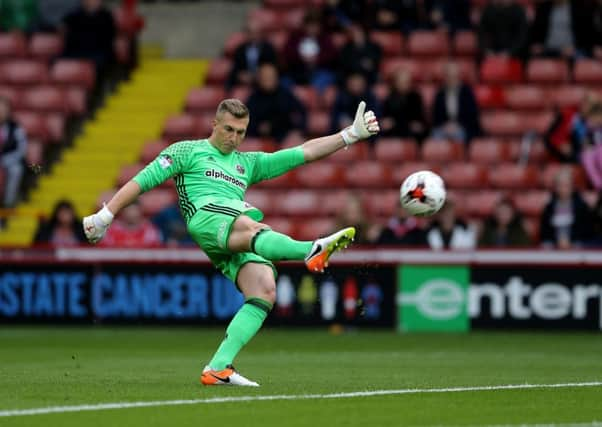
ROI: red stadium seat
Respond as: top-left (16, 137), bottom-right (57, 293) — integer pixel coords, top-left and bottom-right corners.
top-left (0, 32), bottom-right (27, 58)
top-left (140, 140), bottom-right (169, 163)
top-left (26, 140), bottom-right (43, 165)
top-left (196, 113), bottom-right (215, 137)
top-left (373, 82), bottom-right (389, 102)
top-left (254, 171), bottom-right (297, 189)
top-left (283, 9), bottom-right (305, 29)
top-left (474, 85), bottom-right (506, 109)
top-left (296, 162), bottom-right (344, 188)
top-left (162, 114), bottom-right (198, 141)
top-left (573, 59), bottom-right (602, 84)
top-left (392, 162), bottom-right (437, 186)
top-left (363, 190), bottom-right (400, 217)
top-left (430, 59), bottom-right (478, 83)
top-left (112, 6), bottom-right (144, 37)
top-left (205, 58), bottom-right (231, 85)
top-left (1, 60), bottom-right (48, 85)
top-left (421, 139), bottom-right (464, 162)
top-left (223, 32), bottom-right (246, 57)
top-left (22, 86), bottom-right (68, 114)
top-left (247, 8), bottom-right (280, 32)
top-left (65, 87), bottom-right (87, 115)
top-left (267, 31), bottom-right (287, 54)
top-left (279, 190), bottom-right (321, 216)
top-left (374, 138), bottom-right (418, 162)
top-left (407, 31), bottom-right (449, 56)
top-left (296, 217), bottom-right (336, 241)
top-left (370, 31), bottom-right (404, 56)
top-left (464, 190), bottom-right (502, 217)
top-left (13, 111), bottom-right (48, 142)
top-left (507, 138), bottom-right (549, 163)
top-left (316, 190), bottom-right (350, 216)
top-left (453, 31), bottom-right (477, 56)
top-left (245, 189), bottom-right (274, 214)
top-left (238, 138), bottom-right (276, 152)
top-left (344, 161), bottom-right (392, 188)
top-left (468, 138), bottom-right (510, 164)
top-left (418, 83), bottom-right (437, 112)
top-left (548, 86), bottom-right (586, 109)
top-left (229, 85), bottom-right (251, 103)
top-left (293, 86), bottom-right (320, 110)
top-left (481, 111), bottom-right (523, 137)
top-left (480, 57), bottom-right (523, 83)
top-left (308, 111), bottom-right (329, 136)
top-left (45, 113), bottom-right (65, 142)
top-left (380, 58), bottom-right (421, 81)
top-left (139, 189), bottom-right (177, 216)
top-left (489, 164), bottom-right (539, 189)
top-left (50, 60), bottom-right (95, 90)
top-left (186, 87), bottom-right (226, 113)
top-left (114, 35), bottom-right (131, 65)
top-left (117, 163), bottom-right (144, 186)
top-left (264, 217), bottom-right (296, 236)
top-left (526, 59), bottom-right (569, 84)
top-left (512, 191), bottom-right (550, 217)
top-left (0, 86), bottom-right (23, 109)
top-left (331, 32), bottom-right (347, 50)
top-left (541, 164), bottom-right (589, 190)
top-left (441, 163), bottom-right (488, 189)
top-left (329, 143), bottom-right (369, 162)
top-left (321, 85), bottom-right (337, 109)
top-left (505, 86), bottom-right (546, 110)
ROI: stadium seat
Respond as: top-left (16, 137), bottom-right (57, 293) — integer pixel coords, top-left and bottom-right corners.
top-left (374, 138), bottom-right (418, 162)
top-left (308, 111), bottom-right (330, 136)
top-left (282, 8), bottom-right (305, 29)
top-left (244, 189), bottom-right (274, 214)
top-left (548, 86), bottom-right (586, 109)
top-left (229, 85), bottom-right (251, 102)
top-left (223, 31), bottom-right (246, 57)
top-left (46, 113), bottom-right (66, 142)
top-left (112, 5), bottom-right (145, 37)
top-left (464, 190), bottom-right (503, 217)
top-left (247, 8), bottom-right (280, 32)
top-left (141, 140), bottom-right (169, 163)
top-left (50, 60), bottom-right (95, 90)
top-left (29, 33), bottom-right (63, 61)
top-left (363, 189), bottom-right (401, 217)
top-left (474, 85), bottom-right (506, 109)
top-left (315, 190), bottom-right (350, 216)
top-left (0, 32), bottom-right (27, 58)
top-left (430, 59), bottom-right (478, 83)
top-left (264, 216), bottom-right (296, 236)
top-left (114, 35), bottom-right (131, 65)
top-left (441, 163), bottom-right (488, 189)
top-left (26, 140), bottom-right (44, 166)
top-left (573, 59), bottom-right (602, 84)
top-left (344, 161), bottom-right (392, 188)
top-left (526, 59), bottom-right (569, 84)
top-left (65, 87), bottom-right (87, 115)
top-left (162, 114), bottom-right (198, 141)
top-left (22, 86), bottom-right (68, 114)
top-left (418, 83), bottom-right (437, 112)
top-left (205, 58), bottom-right (231, 85)
top-left (329, 142), bottom-right (369, 162)
top-left (196, 113), bottom-right (215, 137)
top-left (488, 164), bottom-right (539, 189)
top-left (507, 138), bottom-right (548, 163)
top-left (0, 86), bottom-right (23, 109)
top-left (267, 30), bottom-right (287, 54)
top-left (421, 139), bottom-right (464, 162)
top-left (13, 112), bottom-right (48, 142)
top-left (186, 87), bottom-right (226, 113)
top-left (373, 82), bottom-right (390, 102)
top-left (1, 60), bottom-right (48, 85)
top-left (238, 138), bottom-right (276, 152)
top-left (295, 162), bottom-right (344, 188)
top-left (279, 190), bottom-right (321, 216)
top-left (255, 171), bottom-right (297, 189)
top-left (331, 32), bottom-right (347, 50)
top-left (117, 163), bottom-right (144, 186)
top-left (505, 86), bottom-right (546, 110)
top-left (522, 217), bottom-right (539, 241)
top-left (453, 31), bottom-right (477, 56)
top-left (407, 31), bottom-right (449, 56)
top-left (139, 189), bottom-right (177, 216)
top-left (392, 162), bottom-right (436, 185)
top-left (370, 31), bottom-right (404, 56)
top-left (380, 58), bottom-right (421, 81)
top-left (481, 111), bottom-right (523, 137)
top-left (512, 191), bottom-right (550, 217)
top-left (468, 138), bottom-right (510, 164)
top-left (541, 163), bottom-right (589, 190)
top-left (296, 217), bottom-right (335, 241)
top-left (480, 57), bottom-right (523, 83)
top-left (293, 86), bottom-right (320, 111)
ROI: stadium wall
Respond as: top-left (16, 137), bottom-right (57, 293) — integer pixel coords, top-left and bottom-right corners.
top-left (0, 248), bottom-right (601, 331)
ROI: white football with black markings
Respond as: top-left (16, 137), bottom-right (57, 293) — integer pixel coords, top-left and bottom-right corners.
top-left (400, 170), bottom-right (446, 217)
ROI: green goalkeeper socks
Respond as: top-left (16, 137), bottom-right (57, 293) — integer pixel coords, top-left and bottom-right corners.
top-left (251, 229), bottom-right (313, 260)
top-left (209, 298), bottom-right (272, 370)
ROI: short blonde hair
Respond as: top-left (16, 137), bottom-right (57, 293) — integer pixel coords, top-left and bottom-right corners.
top-left (216, 98), bottom-right (249, 119)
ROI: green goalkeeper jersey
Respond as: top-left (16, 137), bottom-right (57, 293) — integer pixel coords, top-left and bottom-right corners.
top-left (133, 139), bottom-right (305, 223)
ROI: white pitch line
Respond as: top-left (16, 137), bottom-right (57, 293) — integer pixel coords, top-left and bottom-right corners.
top-left (1, 381), bottom-right (601, 418)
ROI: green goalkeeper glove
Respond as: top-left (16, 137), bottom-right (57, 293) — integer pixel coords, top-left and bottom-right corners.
top-left (340, 101), bottom-right (380, 145)
top-left (83, 204), bottom-right (114, 244)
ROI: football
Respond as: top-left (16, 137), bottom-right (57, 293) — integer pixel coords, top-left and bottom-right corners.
top-left (400, 170), bottom-right (446, 217)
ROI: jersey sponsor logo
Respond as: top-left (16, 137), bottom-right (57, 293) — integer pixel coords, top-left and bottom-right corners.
top-left (205, 169), bottom-right (247, 189)
top-left (158, 154), bottom-right (173, 169)
top-left (236, 164), bottom-right (245, 174)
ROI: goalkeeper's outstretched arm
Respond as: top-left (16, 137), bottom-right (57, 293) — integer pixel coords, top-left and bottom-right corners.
top-left (83, 180), bottom-right (141, 244)
top-left (302, 101), bottom-right (379, 163)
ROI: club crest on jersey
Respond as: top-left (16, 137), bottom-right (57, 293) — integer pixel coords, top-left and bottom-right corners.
top-left (158, 154), bottom-right (173, 169)
top-left (236, 164), bottom-right (245, 174)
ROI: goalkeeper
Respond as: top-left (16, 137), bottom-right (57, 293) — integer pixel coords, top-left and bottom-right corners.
top-left (83, 98), bottom-right (379, 386)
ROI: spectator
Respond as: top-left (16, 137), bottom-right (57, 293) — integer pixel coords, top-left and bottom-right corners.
top-left (282, 9), bottom-right (337, 91)
top-left (338, 23), bottom-right (382, 86)
top-left (431, 62), bottom-right (481, 144)
top-left (333, 193), bottom-right (379, 244)
top-left (478, 0), bottom-right (529, 60)
top-left (530, 0), bottom-right (596, 59)
top-left (322, 0), bottom-right (371, 29)
top-left (426, 0), bottom-right (472, 33)
top-left (0, 0), bottom-right (39, 33)
top-left (478, 197), bottom-right (531, 247)
top-left (152, 203), bottom-right (194, 247)
top-left (62, 0), bottom-right (116, 76)
top-left (0, 96), bottom-right (27, 208)
top-left (227, 20), bottom-right (277, 90)
top-left (330, 73), bottom-right (379, 135)
top-left (426, 200), bottom-right (476, 250)
top-left (539, 167), bottom-right (593, 249)
top-left (34, 200), bottom-right (86, 246)
top-left (100, 200), bottom-right (162, 247)
top-left (543, 92), bottom-right (598, 163)
top-left (36, 0), bottom-right (79, 31)
top-left (381, 68), bottom-right (428, 142)
top-left (246, 63), bottom-right (307, 142)
top-left (376, 203), bottom-right (428, 246)
top-left (372, 0), bottom-right (423, 34)
top-left (578, 102), bottom-right (602, 189)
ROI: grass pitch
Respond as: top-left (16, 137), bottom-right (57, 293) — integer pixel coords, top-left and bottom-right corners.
top-left (0, 327), bottom-right (601, 426)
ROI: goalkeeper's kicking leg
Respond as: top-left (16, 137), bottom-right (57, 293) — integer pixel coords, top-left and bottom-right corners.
top-left (200, 215), bottom-right (355, 387)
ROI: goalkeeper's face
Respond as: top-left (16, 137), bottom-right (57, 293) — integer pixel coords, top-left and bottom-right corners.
top-left (211, 112), bottom-right (249, 154)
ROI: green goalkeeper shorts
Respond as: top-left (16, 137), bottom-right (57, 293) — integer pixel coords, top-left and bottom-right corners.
top-left (187, 198), bottom-right (276, 285)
